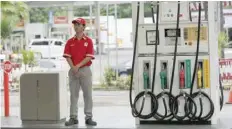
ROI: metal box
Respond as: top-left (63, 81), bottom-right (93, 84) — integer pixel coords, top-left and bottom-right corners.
top-left (20, 71), bottom-right (68, 123)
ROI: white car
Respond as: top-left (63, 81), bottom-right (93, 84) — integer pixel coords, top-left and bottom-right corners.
top-left (28, 38), bottom-right (65, 59)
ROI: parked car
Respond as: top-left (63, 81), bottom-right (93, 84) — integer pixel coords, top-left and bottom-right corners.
top-left (28, 38), bottom-right (65, 59)
top-left (111, 60), bottom-right (132, 79)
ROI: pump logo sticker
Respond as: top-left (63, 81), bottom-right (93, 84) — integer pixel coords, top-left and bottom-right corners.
top-left (84, 42), bottom-right (88, 47)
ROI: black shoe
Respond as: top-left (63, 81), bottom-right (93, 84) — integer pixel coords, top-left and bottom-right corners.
top-left (85, 118), bottom-right (97, 126)
top-left (65, 118), bottom-right (78, 126)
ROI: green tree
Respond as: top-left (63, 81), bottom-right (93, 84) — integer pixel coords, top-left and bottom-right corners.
top-left (1, 18), bottom-right (13, 41)
top-left (103, 67), bottom-right (115, 86)
top-left (1, 1), bottom-right (29, 21)
top-left (21, 50), bottom-right (36, 72)
top-left (218, 32), bottom-right (229, 58)
top-left (73, 6), bottom-right (90, 17)
top-left (21, 50), bottom-right (29, 71)
top-left (29, 7), bottom-right (68, 23)
top-left (99, 4), bottom-right (132, 18)
top-left (1, 1), bottom-right (29, 45)
top-left (28, 3), bottom-right (133, 23)
top-left (28, 50), bottom-right (36, 71)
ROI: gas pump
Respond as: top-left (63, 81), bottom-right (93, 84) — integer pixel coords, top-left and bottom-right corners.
top-left (130, 1), bottom-right (222, 125)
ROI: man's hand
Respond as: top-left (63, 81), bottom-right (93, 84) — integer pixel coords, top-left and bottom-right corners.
top-left (72, 65), bottom-right (80, 73)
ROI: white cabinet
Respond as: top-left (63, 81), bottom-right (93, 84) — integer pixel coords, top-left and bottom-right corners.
top-left (20, 71), bottom-right (68, 123)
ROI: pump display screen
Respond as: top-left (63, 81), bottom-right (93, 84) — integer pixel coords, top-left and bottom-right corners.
top-left (165, 29), bottom-right (181, 46)
top-left (146, 30), bottom-right (159, 45)
top-left (165, 29), bottom-right (181, 37)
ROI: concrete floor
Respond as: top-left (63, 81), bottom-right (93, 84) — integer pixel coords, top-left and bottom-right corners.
top-left (1, 91), bottom-right (232, 129)
top-left (1, 105), bottom-right (232, 129)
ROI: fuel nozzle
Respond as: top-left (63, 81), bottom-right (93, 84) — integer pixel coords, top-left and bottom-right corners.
top-left (143, 63), bottom-right (150, 89)
top-left (143, 71), bottom-right (149, 89)
top-left (179, 64), bottom-right (185, 89)
top-left (160, 63), bottom-right (168, 89)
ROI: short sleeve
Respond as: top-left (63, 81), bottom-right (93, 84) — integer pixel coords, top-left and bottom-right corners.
top-left (63, 40), bottom-right (71, 58)
top-left (86, 39), bottom-right (95, 59)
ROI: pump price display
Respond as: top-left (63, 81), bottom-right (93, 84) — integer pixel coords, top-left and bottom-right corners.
top-left (184, 27), bottom-right (207, 42)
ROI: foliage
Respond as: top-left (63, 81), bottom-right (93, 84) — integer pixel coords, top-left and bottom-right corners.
top-left (1, 18), bottom-right (13, 40)
top-left (99, 80), bottom-right (107, 88)
top-left (21, 50), bottom-right (28, 64)
top-left (21, 50), bottom-right (36, 71)
top-left (29, 3), bottom-right (133, 23)
top-left (99, 4), bottom-right (132, 18)
top-left (1, 1), bottom-right (29, 43)
top-left (218, 32), bottom-right (229, 58)
top-left (1, 1), bottom-right (29, 24)
top-left (21, 50), bottom-right (29, 71)
top-left (99, 67), bottom-right (131, 90)
top-left (115, 76), bottom-right (131, 90)
top-left (103, 67), bottom-right (115, 86)
top-left (1, 1), bottom-right (29, 19)
top-left (29, 6), bottom-right (68, 23)
top-left (28, 50), bottom-right (36, 66)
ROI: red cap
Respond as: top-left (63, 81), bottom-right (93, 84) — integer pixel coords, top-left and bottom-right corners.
top-left (72, 18), bottom-right (86, 25)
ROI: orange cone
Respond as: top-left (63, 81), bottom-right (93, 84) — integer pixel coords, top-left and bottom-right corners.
top-left (226, 86), bottom-right (232, 104)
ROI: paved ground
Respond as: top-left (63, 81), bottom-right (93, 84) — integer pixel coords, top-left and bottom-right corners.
top-left (0, 91), bottom-right (132, 107)
top-left (1, 105), bottom-right (232, 129)
top-left (1, 90), bottom-right (232, 129)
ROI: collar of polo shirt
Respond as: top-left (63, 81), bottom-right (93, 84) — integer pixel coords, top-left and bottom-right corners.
top-left (73, 33), bottom-right (87, 40)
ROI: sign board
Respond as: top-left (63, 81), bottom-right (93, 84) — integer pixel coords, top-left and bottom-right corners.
top-left (54, 16), bottom-right (68, 24)
top-left (190, 1), bottom-right (232, 11)
top-left (219, 59), bottom-right (232, 87)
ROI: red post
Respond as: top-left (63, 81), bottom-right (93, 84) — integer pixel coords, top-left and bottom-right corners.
top-left (3, 60), bottom-right (12, 117)
top-left (4, 71), bottom-right (9, 117)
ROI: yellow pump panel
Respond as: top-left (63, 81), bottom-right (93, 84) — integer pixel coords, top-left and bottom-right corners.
top-left (203, 59), bottom-right (210, 88)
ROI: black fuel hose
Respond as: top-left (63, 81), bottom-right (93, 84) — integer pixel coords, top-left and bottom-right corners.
top-left (189, 1), bottom-right (201, 98)
top-left (150, 1), bottom-right (159, 94)
top-left (155, 1), bottom-right (190, 121)
top-left (151, 3), bottom-right (155, 23)
top-left (154, 92), bottom-right (176, 120)
top-left (164, 1), bottom-right (185, 121)
top-left (170, 1), bottom-right (198, 121)
top-left (148, 1), bottom-right (163, 120)
top-left (188, 2), bottom-right (214, 121)
top-left (147, 2), bottom-right (174, 121)
top-left (171, 92), bottom-right (197, 121)
top-left (188, 91), bottom-right (214, 121)
top-left (132, 91), bottom-right (159, 119)
top-left (129, 2), bottom-right (158, 119)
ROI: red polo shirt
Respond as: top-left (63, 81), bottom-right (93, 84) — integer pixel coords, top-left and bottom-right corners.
top-left (63, 34), bottom-right (95, 67)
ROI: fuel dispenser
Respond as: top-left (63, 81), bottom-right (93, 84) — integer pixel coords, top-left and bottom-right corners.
top-left (129, 1), bottom-right (222, 125)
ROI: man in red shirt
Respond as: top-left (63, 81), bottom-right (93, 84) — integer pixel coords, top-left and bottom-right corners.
top-left (63, 18), bottom-right (97, 126)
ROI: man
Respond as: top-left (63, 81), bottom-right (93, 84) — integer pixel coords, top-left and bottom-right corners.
top-left (63, 18), bottom-right (97, 126)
